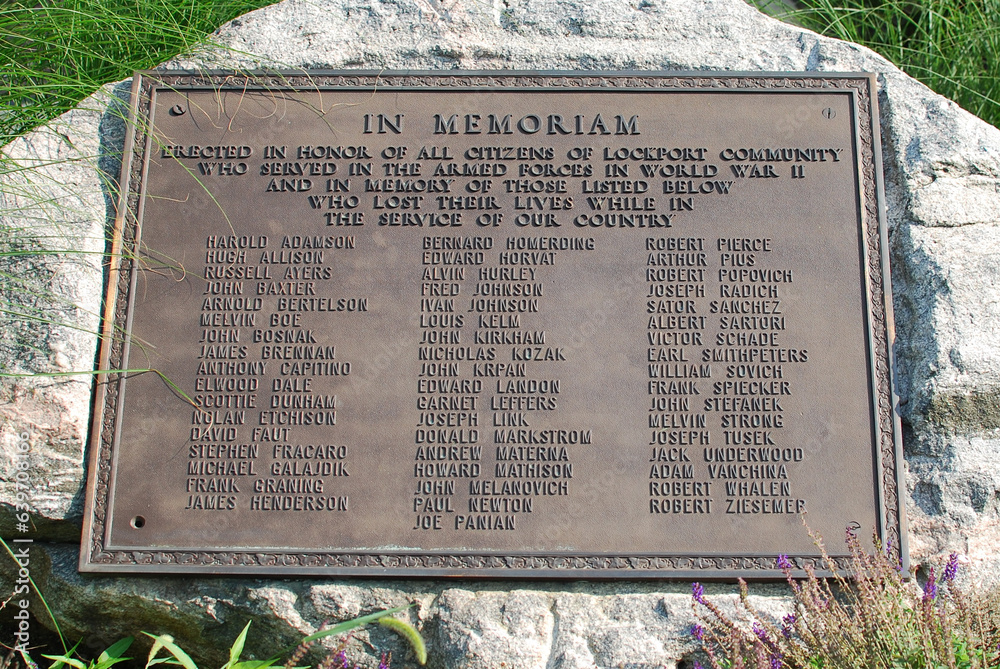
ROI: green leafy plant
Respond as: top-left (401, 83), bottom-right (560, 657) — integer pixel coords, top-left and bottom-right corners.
top-left (142, 609), bottom-right (425, 669)
top-left (690, 530), bottom-right (1000, 668)
top-left (145, 632), bottom-right (199, 669)
top-left (25, 610), bottom-right (422, 669)
top-left (4, 538), bottom-right (425, 669)
top-left (43, 638), bottom-right (133, 669)
top-left (753, 0), bottom-right (1000, 128)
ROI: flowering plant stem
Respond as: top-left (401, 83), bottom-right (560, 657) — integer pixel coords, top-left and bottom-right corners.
top-left (691, 530), bottom-right (1000, 668)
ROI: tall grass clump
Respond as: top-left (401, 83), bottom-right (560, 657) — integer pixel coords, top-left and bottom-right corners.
top-left (0, 0), bottom-right (278, 146)
top-left (3, 534), bottom-right (428, 669)
top-left (690, 530), bottom-right (1000, 668)
top-left (756, 0), bottom-right (1000, 128)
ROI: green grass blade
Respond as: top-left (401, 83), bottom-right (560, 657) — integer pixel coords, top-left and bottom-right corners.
top-left (297, 606), bottom-right (410, 646)
top-left (228, 661), bottom-right (280, 669)
top-left (41, 655), bottom-right (85, 669)
top-left (142, 633), bottom-right (198, 669)
top-left (226, 622), bottom-right (252, 669)
top-left (96, 637), bottom-right (134, 669)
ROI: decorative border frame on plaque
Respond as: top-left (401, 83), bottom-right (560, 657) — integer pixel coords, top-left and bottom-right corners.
top-left (81, 71), bottom-right (906, 578)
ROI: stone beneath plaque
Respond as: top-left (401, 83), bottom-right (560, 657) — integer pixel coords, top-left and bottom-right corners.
top-left (80, 71), bottom-right (905, 577)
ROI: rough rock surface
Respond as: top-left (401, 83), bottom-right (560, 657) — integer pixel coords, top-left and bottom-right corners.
top-left (3, 0), bottom-right (1000, 666)
top-left (0, 96), bottom-right (119, 541)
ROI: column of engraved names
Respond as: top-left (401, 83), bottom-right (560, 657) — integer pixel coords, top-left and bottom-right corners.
top-left (413, 235), bottom-right (484, 531)
top-left (588, 143), bottom-right (728, 518)
top-left (473, 235), bottom-right (595, 533)
top-left (705, 239), bottom-right (807, 515)
top-left (188, 234), bottom-right (266, 511)
top-left (252, 230), bottom-right (356, 514)
top-left (190, 230), bottom-right (359, 514)
top-left (646, 236), bottom-right (712, 515)
top-left (185, 235), bottom-right (268, 512)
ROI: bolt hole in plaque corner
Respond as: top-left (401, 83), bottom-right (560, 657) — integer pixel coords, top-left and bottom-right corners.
top-left (81, 71), bottom-right (904, 577)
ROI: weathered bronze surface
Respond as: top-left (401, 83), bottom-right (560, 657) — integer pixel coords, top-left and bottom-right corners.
top-left (81, 71), bottom-right (906, 577)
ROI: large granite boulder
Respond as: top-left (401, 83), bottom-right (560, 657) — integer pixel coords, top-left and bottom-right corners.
top-left (3, 0), bottom-right (1000, 666)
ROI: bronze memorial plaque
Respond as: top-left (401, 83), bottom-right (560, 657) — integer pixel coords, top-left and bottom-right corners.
top-left (81, 71), bottom-right (906, 577)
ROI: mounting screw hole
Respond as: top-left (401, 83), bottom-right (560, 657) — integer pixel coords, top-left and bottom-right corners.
top-left (131, 516), bottom-right (146, 529)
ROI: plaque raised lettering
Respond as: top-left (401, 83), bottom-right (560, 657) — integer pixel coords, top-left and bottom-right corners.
top-left (81, 71), bottom-right (906, 577)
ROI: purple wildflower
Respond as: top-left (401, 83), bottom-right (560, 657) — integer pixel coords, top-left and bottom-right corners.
top-left (923, 567), bottom-right (938, 602)
top-left (777, 554), bottom-right (793, 570)
top-left (754, 621), bottom-right (782, 654)
top-left (770, 654), bottom-right (782, 669)
top-left (378, 652), bottom-right (391, 669)
top-left (692, 581), bottom-right (706, 604)
top-left (781, 613), bottom-right (796, 639)
top-left (691, 624), bottom-right (705, 641)
top-left (944, 553), bottom-right (959, 582)
top-left (694, 663), bottom-right (705, 669)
